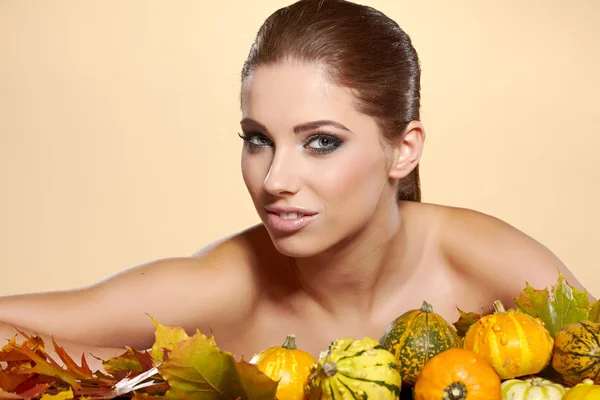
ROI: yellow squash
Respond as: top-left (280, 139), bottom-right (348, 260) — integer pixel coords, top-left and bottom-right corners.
top-left (562, 379), bottom-right (600, 399)
top-left (250, 334), bottom-right (316, 400)
top-left (463, 300), bottom-right (553, 379)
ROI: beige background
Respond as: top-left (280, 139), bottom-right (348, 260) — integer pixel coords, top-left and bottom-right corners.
top-left (0, 1), bottom-right (598, 298)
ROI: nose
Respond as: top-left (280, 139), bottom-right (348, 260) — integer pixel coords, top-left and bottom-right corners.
top-left (263, 150), bottom-right (300, 196)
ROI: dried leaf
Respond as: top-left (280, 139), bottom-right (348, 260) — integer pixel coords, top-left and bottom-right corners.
top-left (40, 388), bottom-right (73, 399)
top-left (590, 300), bottom-right (600, 323)
top-left (0, 370), bottom-right (30, 392)
top-left (514, 273), bottom-right (590, 337)
top-left (235, 360), bottom-right (280, 399)
top-left (158, 329), bottom-right (277, 400)
top-left (15, 384), bottom-right (50, 399)
top-left (148, 315), bottom-right (189, 363)
top-left (51, 338), bottom-right (93, 380)
top-left (453, 308), bottom-right (483, 337)
top-left (0, 332), bottom-right (79, 392)
top-left (102, 347), bottom-right (154, 380)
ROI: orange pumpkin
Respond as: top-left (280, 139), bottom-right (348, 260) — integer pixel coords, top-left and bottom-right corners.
top-left (463, 300), bottom-right (553, 379)
top-left (413, 348), bottom-right (501, 400)
top-left (249, 334), bottom-right (316, 400)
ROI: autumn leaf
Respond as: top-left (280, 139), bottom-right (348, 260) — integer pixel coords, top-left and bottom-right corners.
top-left (590, 300), bottom-right (600, 323)
top-left (514, 273), bottom-right (590, 337)
top-left (102, 347), bottom-right (155, 381)
top-left (148, 315), bottom-right (190, 363)
top-left (1, 333), bottom-right (80, 391)
top-left (158, 330), bottom-right (277, 400)
top-left (235, 360), bottom-right (280, 399)
top-left (51, 338), bottom-right (94, 381)
top-left (40, 388), bottom-right (73, 399)
top-left (14, 384), bottom-right (50, 399)
top-left (0, 370), bottom-right (30, 392)
top-left (453, 308), bottom-right (484, 337)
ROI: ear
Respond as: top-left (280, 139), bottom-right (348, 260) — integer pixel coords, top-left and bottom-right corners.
top-left (388, 121), bottom-right (426, 180)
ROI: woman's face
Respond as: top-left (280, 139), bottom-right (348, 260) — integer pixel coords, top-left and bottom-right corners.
top-left (240, 62), bottom-right (397, 257)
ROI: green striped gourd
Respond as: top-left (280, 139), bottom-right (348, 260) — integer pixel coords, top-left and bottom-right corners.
top-left (305, 337), bottom-right (402, 399)
top-left (379, 300), bottom-right (462, 385)
top-left (551, 320), bottom-right (600, 385)
top-left (501, 377), bottom-right (565, 399)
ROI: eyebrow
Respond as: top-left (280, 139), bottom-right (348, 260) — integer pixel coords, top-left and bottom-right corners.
top-left (240, 118), bottom-right (353, 135)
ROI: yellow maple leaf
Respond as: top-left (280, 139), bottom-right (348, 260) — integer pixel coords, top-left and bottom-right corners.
top-left (148, 315), bottom-right (190, 363)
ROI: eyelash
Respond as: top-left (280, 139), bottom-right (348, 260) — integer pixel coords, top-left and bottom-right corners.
top-left (237, 132), bottom-right (343, 154)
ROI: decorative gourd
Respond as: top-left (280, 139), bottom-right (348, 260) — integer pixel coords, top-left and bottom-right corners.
top-left (562, 379), bottom-right (600, 399)
top-left (249, 334), bottom-right (316, 400)
top-left (305, 337), bottom-right (402, 400)
top-left (501, 377), bottom-right (566, 399)
top-left (463, 300), bottom-right (553, 379)
top-left (413, 348), bottom-right (501, 400)
top-left (379, 300), bottom-right (462, 385)
top-left (551, 320), bottom-right (600, 386)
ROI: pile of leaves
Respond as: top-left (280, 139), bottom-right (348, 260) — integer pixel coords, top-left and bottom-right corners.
top-left (0, 274), bottom-right (598, 399)
top-left (0, 317), bottom-right (278, 399)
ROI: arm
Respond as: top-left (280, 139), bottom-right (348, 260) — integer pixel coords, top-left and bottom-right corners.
top-left (0, 240), bottom-right (256, 370)
top-left (440, 207), bottom-right (596, 308)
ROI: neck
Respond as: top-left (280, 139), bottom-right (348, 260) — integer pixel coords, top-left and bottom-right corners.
top-left (291, 202), bottom-right (411, 318)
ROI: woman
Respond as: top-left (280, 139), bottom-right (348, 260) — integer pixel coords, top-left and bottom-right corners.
top-left (0, 0), bottom-right (591, 371)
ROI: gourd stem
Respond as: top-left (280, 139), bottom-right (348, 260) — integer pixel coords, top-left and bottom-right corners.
top-left (282, 334), bottom-right (297, 350)
top-left (444, 382), bottom-right (467, 400)
top-left (420, 301), bottom-right (434, 313)
top-left (493, 300), bottom-right (506, 314)
top-left (321, 361), bottom-right (338, 377)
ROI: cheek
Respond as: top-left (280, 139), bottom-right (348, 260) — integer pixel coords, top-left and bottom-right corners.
top-left (311, 151), bottom-right (387, 203)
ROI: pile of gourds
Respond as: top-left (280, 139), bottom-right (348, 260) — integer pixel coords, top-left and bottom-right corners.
top-left (249, 300), bottom-right (600, 399)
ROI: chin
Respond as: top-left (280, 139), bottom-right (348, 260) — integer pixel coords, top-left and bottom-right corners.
top-left (266, 230), bottom-right (330, 258)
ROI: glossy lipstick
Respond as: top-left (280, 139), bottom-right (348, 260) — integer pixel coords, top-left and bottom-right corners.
top-left (264, 205), bottom-right (318, 233)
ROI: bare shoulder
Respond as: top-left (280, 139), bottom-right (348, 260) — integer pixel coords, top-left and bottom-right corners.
top-left (432, 204), bottom-right (593, 305)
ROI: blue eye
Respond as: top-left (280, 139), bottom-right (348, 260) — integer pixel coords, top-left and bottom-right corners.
top-left (304, 134), bottom-right (342, 154)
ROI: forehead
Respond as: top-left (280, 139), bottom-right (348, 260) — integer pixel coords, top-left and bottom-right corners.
top-left (241, 62), bottom-right (371, 132)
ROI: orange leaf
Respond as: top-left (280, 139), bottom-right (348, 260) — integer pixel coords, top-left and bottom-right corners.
top-left (0, 370), bottom-right (30, 393)
top-left (16, 384), bottom-right (50, 399)
top-left (50, 338), bottom-right (93, 381)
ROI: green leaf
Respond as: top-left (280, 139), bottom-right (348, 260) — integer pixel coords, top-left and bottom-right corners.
top-left (514, 273), bottom-right (590, 337)
top-left (158, 330), bottom-right (277, 400)
top-left (453, 308), bottom-right (483, 337)
top-left (590, 300), bottom-right (600, 323)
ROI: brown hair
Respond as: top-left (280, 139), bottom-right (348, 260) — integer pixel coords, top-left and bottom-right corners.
top-left (241, 0), bottom-right (422, 202)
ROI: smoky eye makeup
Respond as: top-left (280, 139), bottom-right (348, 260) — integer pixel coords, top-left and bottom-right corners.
top-left (237, 130), bottom-right (344, 155)
top-left (303, 132), bottom-right (343, 154)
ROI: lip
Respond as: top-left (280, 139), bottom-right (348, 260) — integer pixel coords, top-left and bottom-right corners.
top-left (264, 204), bottom-right (318, 233)
top-left (264, 205), bottom-right (318, 215)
